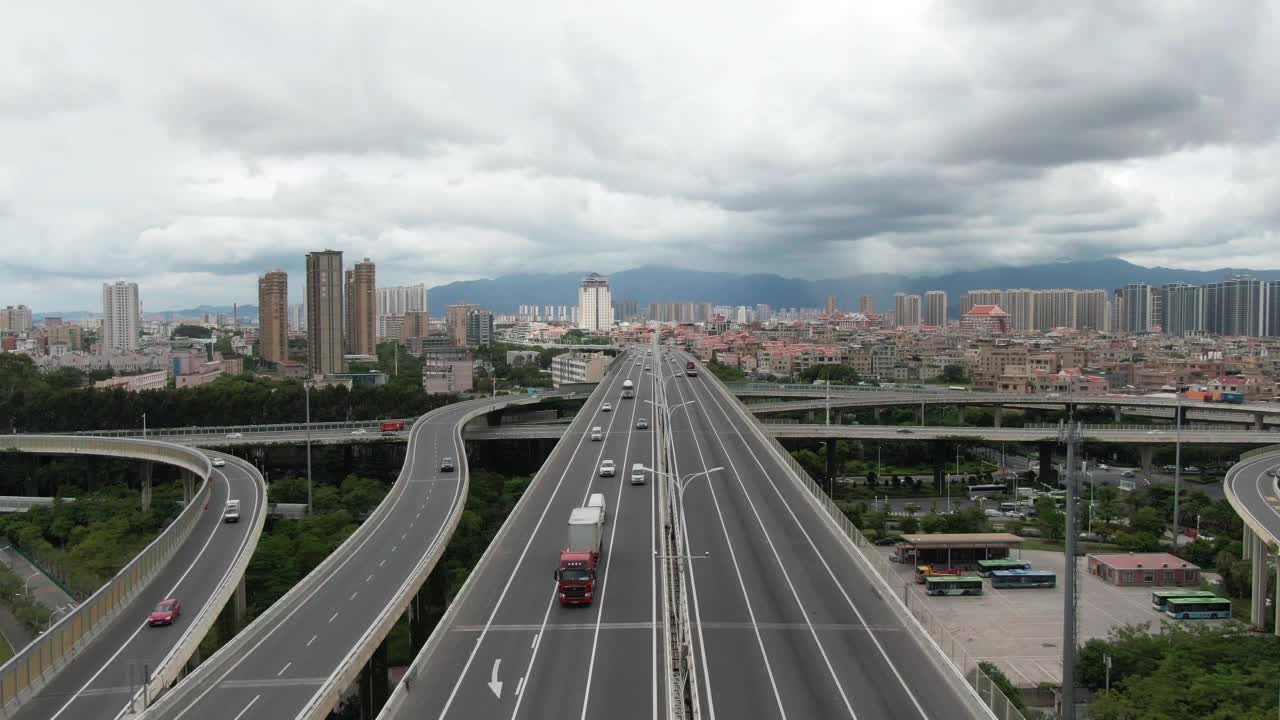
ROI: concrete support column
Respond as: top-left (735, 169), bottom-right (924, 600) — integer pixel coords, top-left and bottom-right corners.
top-left (486, 408), bottom-right (505, 427)
top-left (1138, 447), bottom-right (1154, 485)
top-left (1255, 413), bottom-right (1265, 432)
top-left (1038, 443), bottom-right (1057, 486)
top-left (993, 407), bottom-right (1003, 428)
top-left (139, 461), bottom-right (154, 512)
top-left (234, 576), bottom-right (247, 626)
top-left (1113, 406), bottom-right (1123, 423)
top-left (1274, 553), bottom-right (1280, 636)
top-left (1252, 534), bottom-right (1268, 630)
top-left (873, 407), bottom-right (882, 424)
top-left (357, 639), bottom-right (390, 719)
top-left (1244, 527), bottom-right (1253, 560)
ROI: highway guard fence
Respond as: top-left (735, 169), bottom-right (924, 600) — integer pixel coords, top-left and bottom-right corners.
top-left (0, 436), bottom-right (211, 718)
top-left (73, 418), bottom-right (419, 439)
top-left (706, 371), bottom-right (1018, 720)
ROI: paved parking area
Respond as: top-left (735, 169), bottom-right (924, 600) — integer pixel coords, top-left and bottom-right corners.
top-left (879, 548), bottom-right (1222, 687)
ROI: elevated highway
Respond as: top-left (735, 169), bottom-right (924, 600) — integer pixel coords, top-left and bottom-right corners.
top-left (0, 438), bottom-right (265, 720)
top-left (139, 392), bottom-right (569, 720)
top-left (1222, 445), bottom-right (1280, 631)
top-left (378, 350), bottom-right (666, 719)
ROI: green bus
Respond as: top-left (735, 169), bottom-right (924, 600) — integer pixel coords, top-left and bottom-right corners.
top-left (1163, 596), bottom-right (1231, 620)
top-left (990, 569), bottom-right (1056, 589)
top-left (976, 559), bottom-right (1032, 577)
top-left (1150, 590), bottom-right (1218, 611)
top-left (925, 576), bottom-right (984, 596)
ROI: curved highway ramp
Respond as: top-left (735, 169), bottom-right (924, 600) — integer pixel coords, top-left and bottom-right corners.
top-left (0, 438), bottom-right (265, 720)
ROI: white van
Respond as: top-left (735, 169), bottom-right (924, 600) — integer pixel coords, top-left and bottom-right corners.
top-left (631, 463), bottom-right (646, 485)
top-left (591, 426), bottom-right (603, 441)
top-left (587, 493), bottom-right (607, 524)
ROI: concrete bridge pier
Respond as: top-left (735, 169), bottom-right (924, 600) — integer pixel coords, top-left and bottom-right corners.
top-left (873, 407), bottom-right (882, 424)
top-left (356, 639), bottom-right (390, 719)
top-left (1037, 443), bottom-right (1057, 486)
top-left (181, 470), bottom-right (195, 504)
top-left (1138, 447), bottom-right (1154, 484)
top-left (234, 575), bottom-right (247, 626)
top-left (1256, 413), bottom-right (1266, 432)
top-left (1113, 406), bottom-right (1123, 423)
top-left (1250, 531), bottom-right (1267, 630)
top-left (1244, 525), bottom-right (1252, 559)
top-left (139, 461), bottom-right (154, 511)
top-left (993, 407), bottom-right (1003, 428)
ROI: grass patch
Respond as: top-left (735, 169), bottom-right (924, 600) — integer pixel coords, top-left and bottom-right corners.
top-left (1020, 538), bottom-right (1126, 555)
top-left (0, 635), bottom-right (11, 664)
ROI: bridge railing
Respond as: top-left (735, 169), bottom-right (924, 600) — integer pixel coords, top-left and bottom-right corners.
top-left (708, 369), bottom-right (1017, 719)
top-left (1024, 422), bottom-right (1267, 433)
top-left (0, 436), bottom-right (211, 716)
top-left (72, 418), bottom-right (419, 438)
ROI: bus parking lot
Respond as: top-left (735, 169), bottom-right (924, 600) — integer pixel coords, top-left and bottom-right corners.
top-left (877, 548), bottom-right (1227, 687)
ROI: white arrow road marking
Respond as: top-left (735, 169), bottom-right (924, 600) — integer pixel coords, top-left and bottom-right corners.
top-left (488, 658), bottom-right (504, 698)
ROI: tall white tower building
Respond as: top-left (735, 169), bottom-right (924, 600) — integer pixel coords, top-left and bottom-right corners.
top-left (101, 281), bottom-right (140, 354)
top-left (578, 273), bottom-right (613, 333)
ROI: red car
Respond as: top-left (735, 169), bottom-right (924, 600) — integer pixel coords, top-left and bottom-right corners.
top-left (148, 598), bottom-right (181, 627)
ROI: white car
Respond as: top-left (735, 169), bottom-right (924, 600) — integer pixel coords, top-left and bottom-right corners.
top-left (1097, 464), bottom-right (1109, 471)
top-left (350, 429), bottom-right (368, 435)
top-left (601, 403), bottom-right (613, 413)
top-left (225, 433), bottom-right (243, 439)
top-left (591, 426), bottom-right (603, 441)
top-left (599, 460), bottom-right (616, 477)
top-left (211, 458), bottom-right (226, 468)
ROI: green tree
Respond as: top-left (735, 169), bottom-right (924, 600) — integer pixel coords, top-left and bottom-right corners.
top-left (940, 365), bottom-right (969, 384)
top-left (1131, 507), bottom-right (1165, 536)
top-left (171, 324), bottom-right (212, 339)
top-left (1034, 495), bottom-right (1065, 541)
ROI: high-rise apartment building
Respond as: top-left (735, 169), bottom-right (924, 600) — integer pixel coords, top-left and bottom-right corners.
top-left (345, 258), bottom-right (376, 355)
top-left (1123, 282), bottom-right (1153, 334)
top-left (923, 291), bottom-right (947, 327)
top-left (894, 293), bottom-right (922, 328)
top-left (824, 295), bottom-right (837, 315)
top-left (1163, 282), bottom-right (1205, 337)
top-left (465, 308), bottom-right (495, 347)
top-left (257, 270), bottom-right (288, 364)
top-left (403, 310), bottom-right (431, 340)
top-left (101, 281), bottom-right (140, 354)
top-left (288, 303), bottom-right (306, 332)
top-left (376, 284), bottom-right (426, 318)
top-left (578, 273), bottom-right (613, 332)
top-left (1205, 277), bottom-right (1267, 337)
top-left (1073, 290), bottom-right (1108, 331)
top-left (1033, 289), bottom-right (1076, 330)
top-left (1000, 289), bottom-right (1036, 333)
top-left (960, 290), bottom-right (1002, 317)
top-left (1268, 281), bottom-right (1280, 337)
top-left (0, 305), bottom-right (32, 334)
top-left (306, 250), bottom-right (345, 375)
top-left (859, 294), bottom-right (874, 315)
top-left (756, 304), bottom-right (773, 322)
top-left (612, 298), bottom-right (639, 322)
top-left (446, 304), bottom-right (479, 346)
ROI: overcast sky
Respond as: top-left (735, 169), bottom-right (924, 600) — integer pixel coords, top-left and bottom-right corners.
top-left (3, 1), bottom-right (1279, 312)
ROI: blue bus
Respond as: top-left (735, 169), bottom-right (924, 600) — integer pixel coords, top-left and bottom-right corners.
top-left (1150, 590), bottom-right (1217, 611)
top-left (990, 569), bottom-right (1057, 589)
top-left (976, 559), bottom-right (1032, 577)
top-left (1164, 596), bottom-right (1231, 620)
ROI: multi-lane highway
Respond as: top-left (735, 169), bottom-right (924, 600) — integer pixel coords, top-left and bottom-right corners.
top-left (10, 450), bottom-right (264, 720)
top-left (140, 394), bottom-right (555, 720)
top-left (1225, 450), bottom-right (1280, 544)
top-left (664, 352), bottom-right (986, 720)
top-left (385, 350), bottom-right (665, 719)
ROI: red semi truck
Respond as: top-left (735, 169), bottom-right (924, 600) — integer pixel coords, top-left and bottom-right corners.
top-left (380, 420), bottom-right (405, 433)
top-left (557, 506), bottom-right (603, 605)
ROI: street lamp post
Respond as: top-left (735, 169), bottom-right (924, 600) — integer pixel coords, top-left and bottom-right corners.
top-left (142, 413), bottom-right (147, 439)
top-left (1172, 393), bottom-right (1183, 542)
top-left (24, 572), bottom-right (39, 597)
top-left (304, 382), bottom-right (313, 516)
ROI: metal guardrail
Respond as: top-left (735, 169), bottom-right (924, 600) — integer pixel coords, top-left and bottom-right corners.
top-left (707, 368), bottom-right (1010, 719)
top-left (0, 436), bottom-right (211, 717)
top-left (1024, 422), bottom-right (1267, 433)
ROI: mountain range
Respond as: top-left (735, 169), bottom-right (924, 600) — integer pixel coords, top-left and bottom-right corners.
top-left (425, 258), bottom-right (1280, 315)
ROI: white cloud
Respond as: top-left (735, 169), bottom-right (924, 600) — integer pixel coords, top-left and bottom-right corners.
top-left (0, 0), bottom-right (1278, 311)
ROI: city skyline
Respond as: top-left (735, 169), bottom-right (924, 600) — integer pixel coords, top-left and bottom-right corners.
top-left (5, 4), bottom-right (1280, 312)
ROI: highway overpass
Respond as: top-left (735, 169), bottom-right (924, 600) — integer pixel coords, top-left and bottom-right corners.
top-left (0, 438), bottom-right (265, 720)
top-left (1222, 445), bottom-right (1280, 632)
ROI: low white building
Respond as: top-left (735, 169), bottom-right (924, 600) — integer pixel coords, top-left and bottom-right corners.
top-left (550, 352), bottom-right (611, 387)
top-left (424, 361), bottom-right (474, 394)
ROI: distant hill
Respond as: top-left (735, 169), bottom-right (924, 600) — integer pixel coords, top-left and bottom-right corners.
top-left (427, 259), bottom-right (1280, 316)
top-left (145, 305), bottom-right (259, 320)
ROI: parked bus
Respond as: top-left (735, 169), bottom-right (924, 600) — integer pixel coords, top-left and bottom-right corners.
top-left (990, 569), bottom-right (1057, 589)
top-left (976, 558), bottom-right (1033, 577)
top-left (1151, 590), bottom-right (1219, 611)
top-left (967, 484), bottom-right (1007, 499)
top-left (1164, 596), bottom-right (1231, 620)
top-left (925, 576), bottom-right (985, 596)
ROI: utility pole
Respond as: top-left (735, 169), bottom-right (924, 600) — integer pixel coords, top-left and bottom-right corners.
top-left (1059, 420), bottom-right (1082, 718)
top-left (305, 382), bottom-right (313, 516)
top-left (1172, 393), bottom-right (1183, 543)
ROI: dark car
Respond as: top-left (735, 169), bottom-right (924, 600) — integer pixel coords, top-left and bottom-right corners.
top-left (873, 536), bottom-right (903, 546)
top-left (440, 457), bottom-right (456, 472)
top-left (149, 598), bottom-right (181, 627)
